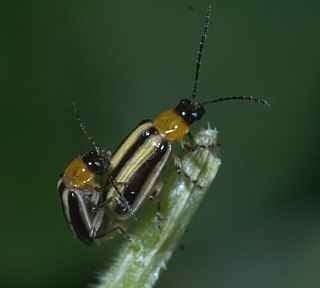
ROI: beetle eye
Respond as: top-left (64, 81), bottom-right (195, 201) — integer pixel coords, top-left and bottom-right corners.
top-left (174, 100), bottom-right (206, 125)
top-left (82, 150), bottom-right (105, 174)
top-left (179, 99), bottom-right (191, 106)
top-left (193, 104), bottom-right (206, 121)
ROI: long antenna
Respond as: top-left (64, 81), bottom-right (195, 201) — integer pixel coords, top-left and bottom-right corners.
top-left (72, 102), bottom-right (136, 218)
top-left (192, 6), bottom-right (212, 99)
top-left (201, 95), bottom-right (270, 106)
top-left (72, 102), bottom-right (105, 156)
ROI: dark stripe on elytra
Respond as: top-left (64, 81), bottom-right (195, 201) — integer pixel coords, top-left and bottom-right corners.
top-left (111, 121), bottom-right (158, 178)
top-left (58, 180), bottom-right (65, 197)
top-left (68, 192), bottom-right (93, 245)
top-left (115, 139), bottom-right (169, 215)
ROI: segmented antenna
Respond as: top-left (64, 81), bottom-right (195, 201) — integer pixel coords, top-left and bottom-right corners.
top-left (201, 95), bottom-right (270, 106)
top-left (72, 102), bottom-right (105, 156)
top-left (72, 102), bottom-right (136, 218)
top-left (190, 7), bottom-right (270, 107)
top-left (192, 6), bottom-right (212, 99)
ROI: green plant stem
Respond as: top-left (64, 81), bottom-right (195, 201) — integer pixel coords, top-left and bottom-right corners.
top-left (96, 126), bottom-right (221, 288)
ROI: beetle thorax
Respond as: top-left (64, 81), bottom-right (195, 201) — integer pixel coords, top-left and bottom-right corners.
top-left (153, 109), bottom-right (189, 142)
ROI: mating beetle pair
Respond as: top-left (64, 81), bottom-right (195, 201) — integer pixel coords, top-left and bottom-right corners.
top-left (57, 6), bottom-right (269, 245)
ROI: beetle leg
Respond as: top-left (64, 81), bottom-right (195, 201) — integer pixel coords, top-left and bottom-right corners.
top-left (172, 153), bottom-right (203, 187)
top-left (180, 131), bottom-right (218, 151)
top-left (105, 224), bottom-right (132, 246)
top-left (172, 153), bottom-right (182, 174)
top-left (91, 223), bottom-right (132, 246)
top-left (149, 180), bottom-right (163, 228)
top-left (180, 139), bottom-right (197, 151)
top-left (103, 170), bottom-right (136, 219)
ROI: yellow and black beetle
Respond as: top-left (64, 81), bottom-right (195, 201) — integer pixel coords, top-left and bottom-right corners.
top-left (58, 6), bottom-right (269, 245)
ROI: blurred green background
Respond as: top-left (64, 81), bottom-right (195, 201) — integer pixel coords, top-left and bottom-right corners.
top-left (1, 1), bottom-right (320, 287)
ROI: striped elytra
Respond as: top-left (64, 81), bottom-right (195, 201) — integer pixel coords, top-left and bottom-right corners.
top-left (105, 120), bottom-right (172, 220)
top-left (57, 150), bottom-right (111, 245)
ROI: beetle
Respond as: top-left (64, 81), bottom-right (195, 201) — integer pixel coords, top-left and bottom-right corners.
top-left (58, 6), bottom-right (269, 245)
top-left (58, 103), bottom-right (135, 245)
top-left (102, 6), bottom-right (268, 221)
top-left (57, 149), bottom-right (107, 245)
